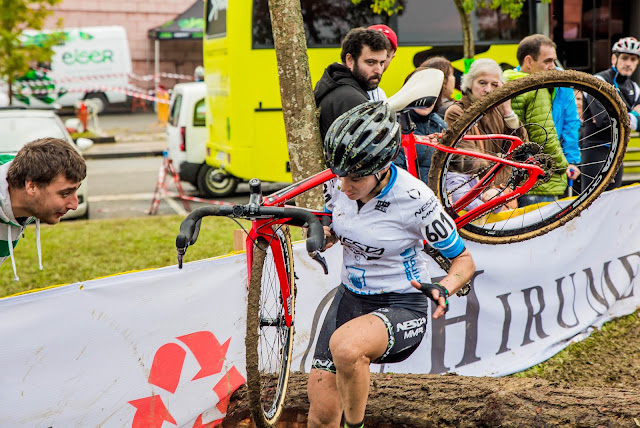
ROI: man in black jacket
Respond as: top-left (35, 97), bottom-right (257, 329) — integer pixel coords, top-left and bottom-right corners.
top-left (314, 27), bottom-right (390, 140)
top-left (581, 36), bottom-right (640, 191)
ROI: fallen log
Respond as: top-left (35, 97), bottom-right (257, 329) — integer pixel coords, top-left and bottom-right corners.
top-left (223, 372), bottom-right (640, 427)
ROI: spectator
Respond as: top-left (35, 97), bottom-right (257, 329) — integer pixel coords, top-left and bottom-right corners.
top-left (580, 36), bottom-right (640, 192)
top-left (314, 27), bottom-right (390, 140)
top-left (445, 58), bottom-right (522, 209)
top-left (0, 138), bottom-right (87, 280)
top-left (509, 59), bottom-right (582, 193)
top-left (367, 24), bottom-right (398, 101)
top-left (421, 56), bottom-right (456, 118)
top-left (553, 64), bottom-right (582, 186)
top-left (393, 66), bottom-right (448, 184)
top-left (503, 34), bottom-right (570, 207)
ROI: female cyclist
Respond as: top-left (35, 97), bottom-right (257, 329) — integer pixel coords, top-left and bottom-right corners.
top-left (307, 101), bottom-right (476, 428)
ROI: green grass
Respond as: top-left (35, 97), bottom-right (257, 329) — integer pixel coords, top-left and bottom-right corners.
top-left (513, 310), bottom-right (640, 387)
top-left (0, 215), bottom-right (253, 297)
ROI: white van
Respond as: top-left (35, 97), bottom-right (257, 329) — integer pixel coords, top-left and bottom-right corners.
top-left (167, 82), bottom-right (238, 197)
top-left (14, 26), bottom-right (132, 113)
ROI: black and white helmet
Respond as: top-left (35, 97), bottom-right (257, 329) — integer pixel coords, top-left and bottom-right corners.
top-left (612, 37), bottom-right (640, 56)
top-left (324, 101), bottom-right (401, 178)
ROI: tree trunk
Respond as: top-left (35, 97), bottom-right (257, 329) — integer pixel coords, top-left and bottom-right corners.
top-left (267, 0), bottom-right (325, 210)
top-left (222, 373), bottom-right (640, 427)
top-left (453, 0), bottom-right (475, 72)
top-left (7, 77), bottom-right (13, 105)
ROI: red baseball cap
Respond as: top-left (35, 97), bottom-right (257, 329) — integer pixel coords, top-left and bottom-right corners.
top-left (368, 24), bottom-right (398, 51)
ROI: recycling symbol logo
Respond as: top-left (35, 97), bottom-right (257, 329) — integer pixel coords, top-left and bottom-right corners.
top-left (128, 331), bottom-right (245, 427)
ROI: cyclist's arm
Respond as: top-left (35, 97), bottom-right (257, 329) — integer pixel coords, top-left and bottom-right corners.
top-left (420, 206), bottom-right (476, 298)
top-left (411, 249), bottom-right (475, 319)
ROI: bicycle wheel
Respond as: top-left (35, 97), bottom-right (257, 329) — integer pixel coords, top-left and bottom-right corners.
top-left (429, 69), bottom-right (629, 244)
top-left (246, 226), bottom-right (295, 427)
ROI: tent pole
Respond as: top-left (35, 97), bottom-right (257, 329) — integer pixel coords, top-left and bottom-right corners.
top-left (154, 39), bottom-right (160, 92)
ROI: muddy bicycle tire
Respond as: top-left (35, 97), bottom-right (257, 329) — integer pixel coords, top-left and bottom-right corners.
top-left (246, 227), bottom-right (295, 427)
top-left (428, 69), bottom-right (629, 244)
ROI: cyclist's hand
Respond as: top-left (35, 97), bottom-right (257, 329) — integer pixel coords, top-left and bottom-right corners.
top-left (566, 165), bottom-right (580, 180)
top-left (322, 225), bottom-right (338, 250)
top-left (411, 279), bottom-right (449, 319)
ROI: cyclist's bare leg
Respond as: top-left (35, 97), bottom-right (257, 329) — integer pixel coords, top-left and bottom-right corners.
top-left (330, 314), bottom-right (388, 426)
top-left (308, 369), bottom-right (341, 427)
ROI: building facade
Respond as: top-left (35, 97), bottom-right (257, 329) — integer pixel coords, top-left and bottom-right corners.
top-left (46, 0), bottom-right (203, 90)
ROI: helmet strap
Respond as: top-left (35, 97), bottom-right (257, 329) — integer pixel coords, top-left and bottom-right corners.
top-left (372, 168), bottom-right (389, 195)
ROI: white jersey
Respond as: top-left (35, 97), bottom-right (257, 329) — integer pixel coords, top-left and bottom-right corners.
top-left (324, 164), bottom-right (465, 295)
top-left (367, 86), bottom-right (387, 101)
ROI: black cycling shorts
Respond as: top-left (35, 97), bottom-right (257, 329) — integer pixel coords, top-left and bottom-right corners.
top-left (312, 284), bottom-right (429, 373)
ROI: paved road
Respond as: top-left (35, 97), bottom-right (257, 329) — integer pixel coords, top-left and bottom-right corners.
top-left (85, 157), bottom-right (288, 220)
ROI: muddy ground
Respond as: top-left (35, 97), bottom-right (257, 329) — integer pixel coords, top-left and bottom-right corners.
top-left (225, 310), bottom-right (640, 427)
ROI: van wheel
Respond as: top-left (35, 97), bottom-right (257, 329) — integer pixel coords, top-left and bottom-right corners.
top-left (84, 93), bottom-right (109, 114)
top-left (197, 166), bottom-right (239, 198)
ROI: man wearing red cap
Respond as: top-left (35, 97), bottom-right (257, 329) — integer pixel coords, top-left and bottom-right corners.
top-left (314, 27), bottom-right (391, 139)
top-left (367, 24), bottom-right (398, 101)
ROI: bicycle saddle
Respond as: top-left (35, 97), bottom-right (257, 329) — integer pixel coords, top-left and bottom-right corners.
top-left (387, 68), bottom-right (444, 113)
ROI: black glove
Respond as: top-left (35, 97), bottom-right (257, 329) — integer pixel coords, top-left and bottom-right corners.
top-left (417, 282), bottom-right (449, 313)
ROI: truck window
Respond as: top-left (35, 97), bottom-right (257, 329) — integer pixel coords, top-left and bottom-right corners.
top-left (193, 99), bottom-right (206, 127)
top-left (252, 0), bottom-right (388, 49)
top-left (169, 94), bottom-right (183, 127)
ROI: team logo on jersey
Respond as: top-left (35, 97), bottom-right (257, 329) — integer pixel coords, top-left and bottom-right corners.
top-left (323, 183), bottom-right (332, 203)
top-left (414, 197), bottom-right (437, 218)
top-left (401, 247), bottom-right (420, 281)
top-left (407, 189), bottom-right (421, 199)
top-left (375, 200), bottom-right (390, 213)
top-left (346, 266), bottom-right (366, 289)
top-left (342, 237), bottom-right (384, 260)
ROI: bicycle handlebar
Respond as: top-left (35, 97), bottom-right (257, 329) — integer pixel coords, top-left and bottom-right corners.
top-left (176, 204), bottom-right (326, 268)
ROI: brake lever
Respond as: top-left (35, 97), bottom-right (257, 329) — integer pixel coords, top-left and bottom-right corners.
top-left (309, 250), bottom-right (329, 275)
top-left (177, 247), bottom-right (186, 269)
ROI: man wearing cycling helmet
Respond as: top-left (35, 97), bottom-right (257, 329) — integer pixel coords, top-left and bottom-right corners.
top-left (581, 36), bottom-right (640, 191)
top-left (307, 102), bottom-right (476, 428)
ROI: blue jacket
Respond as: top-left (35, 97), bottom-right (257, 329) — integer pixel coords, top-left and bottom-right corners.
top-left (552, 82), bottom-right (581, 164)
top-left (393, 110), bottom-right (446, 184)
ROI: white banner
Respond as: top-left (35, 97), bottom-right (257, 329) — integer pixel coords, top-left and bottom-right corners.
top-left (0, 185), bottom-right (638, 426)
top-left (0, 255), bottom-right (248, 427)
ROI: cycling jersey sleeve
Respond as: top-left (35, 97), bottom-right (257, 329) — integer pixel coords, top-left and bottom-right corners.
top-left (420, 202), bottom-right (466, 259)
top-left (323, 178), bottom-right (338, 213)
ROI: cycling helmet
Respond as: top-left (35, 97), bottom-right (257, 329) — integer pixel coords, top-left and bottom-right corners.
top-left (324, 101), bottom-right (401, 177)
top-left (612, 37), bottom-right (640, 56)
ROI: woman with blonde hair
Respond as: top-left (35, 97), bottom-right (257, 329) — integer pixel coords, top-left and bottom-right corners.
top-left (444, 58), bottom-right (523, 209)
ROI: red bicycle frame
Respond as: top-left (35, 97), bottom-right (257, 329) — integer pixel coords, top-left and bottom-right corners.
top-left (402, 132), bottom-right (545, 228)
top-left (243, 130), bottom-right (544, 328)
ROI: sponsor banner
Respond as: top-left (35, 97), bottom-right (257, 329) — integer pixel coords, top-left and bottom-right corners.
top-left (0, 185), bottom-right (637, 424)
top-left (293, 185), bottom-right (640, 376)
top-left (0, 255), bottom-right (248, 427)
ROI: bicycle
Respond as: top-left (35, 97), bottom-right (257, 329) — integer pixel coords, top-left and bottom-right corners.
top-left (175, 68), bottom-right (628, 427)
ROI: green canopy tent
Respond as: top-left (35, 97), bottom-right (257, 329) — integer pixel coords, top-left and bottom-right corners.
top-left (147, 0), bottom-right (204, 89)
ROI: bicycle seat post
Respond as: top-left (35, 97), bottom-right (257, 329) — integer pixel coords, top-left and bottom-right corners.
top-left (248, 178), bottom-right (262, 214)
top-left (398, 110), bottom-right (416, 135)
